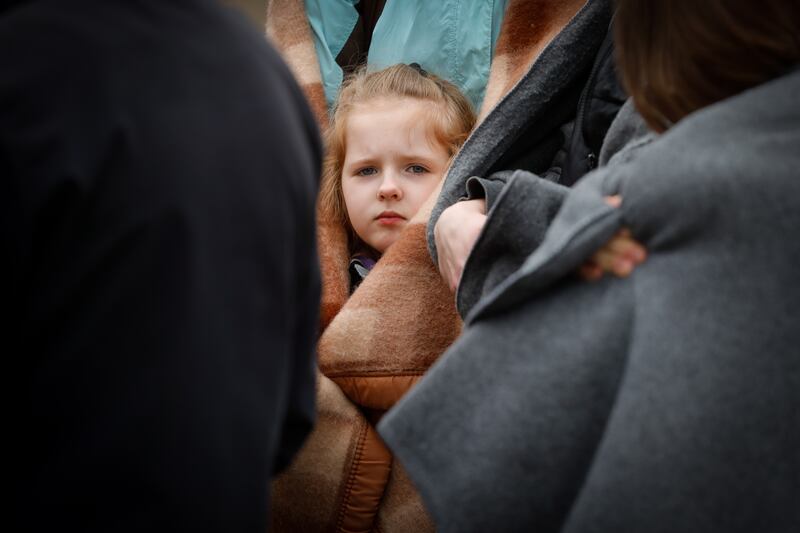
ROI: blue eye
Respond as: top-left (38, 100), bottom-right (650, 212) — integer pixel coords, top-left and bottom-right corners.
top-left (357, 167), bottom-right (378, 176)
top-left (407, 165), bottom-right (427, 174)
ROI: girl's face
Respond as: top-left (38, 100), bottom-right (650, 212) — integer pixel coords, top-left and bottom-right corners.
top-left (341, 97), bottom-right (450, 254)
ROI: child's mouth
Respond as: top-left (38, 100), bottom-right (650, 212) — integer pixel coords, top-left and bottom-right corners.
top-left (376, 211), bottom-right (406, 225)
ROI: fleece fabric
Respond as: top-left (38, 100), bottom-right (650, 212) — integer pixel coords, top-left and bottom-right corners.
top-left (379, 69), bottom-right (800, 533)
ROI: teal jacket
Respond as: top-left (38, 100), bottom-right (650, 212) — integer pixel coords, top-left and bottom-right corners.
top-left (305, 0), bottom-right (509, 110)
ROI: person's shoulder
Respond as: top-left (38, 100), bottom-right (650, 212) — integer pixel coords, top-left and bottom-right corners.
top-left (610, 72), bottom-right (800, 241)
top-left (672, 71), bottom-right (798, 152)
top-left (628, 71), bottom-right (800, 188)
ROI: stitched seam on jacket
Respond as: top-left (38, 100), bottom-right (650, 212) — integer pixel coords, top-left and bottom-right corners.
top-left (335, 420), bottom-right (368, 533)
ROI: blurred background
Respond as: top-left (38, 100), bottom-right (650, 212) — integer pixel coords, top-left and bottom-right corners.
top-left (224, 0), bottom-right (266, 26)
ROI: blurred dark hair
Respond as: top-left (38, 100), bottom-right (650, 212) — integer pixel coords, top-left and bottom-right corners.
top-left (614, 0), bottom-right (800, 132)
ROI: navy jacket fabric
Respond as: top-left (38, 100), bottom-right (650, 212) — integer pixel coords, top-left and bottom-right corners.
top-left (2, 1), bottom-right (321, 531)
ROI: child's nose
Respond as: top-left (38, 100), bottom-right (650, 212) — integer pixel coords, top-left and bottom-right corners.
top-left (377, 174), bottom-right (403, 200)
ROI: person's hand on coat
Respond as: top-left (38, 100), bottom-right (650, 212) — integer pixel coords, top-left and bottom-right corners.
top-left (434, 198), bottom-right (487, 291)
top-left (578, 195), bottom-right (647, 280)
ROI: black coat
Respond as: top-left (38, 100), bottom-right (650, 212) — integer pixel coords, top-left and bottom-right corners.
top-left (2, 1), bottom-right (321, 531)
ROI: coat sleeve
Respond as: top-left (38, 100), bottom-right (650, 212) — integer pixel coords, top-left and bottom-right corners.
top-left (456, 171), bottom-right (569, 317)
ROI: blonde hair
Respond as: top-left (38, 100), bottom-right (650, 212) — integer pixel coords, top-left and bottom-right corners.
top-left (318, 64), bottom-right (476, 251)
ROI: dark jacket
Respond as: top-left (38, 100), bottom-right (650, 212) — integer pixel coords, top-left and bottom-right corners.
top-left (2, 1), bottom-right (321, 531)
top-left (486, 28), bottom-right (625, 188)
top-left (558, 30), bottom-right (626, 186)
top-left (428, 0), bottom-right (626, 265)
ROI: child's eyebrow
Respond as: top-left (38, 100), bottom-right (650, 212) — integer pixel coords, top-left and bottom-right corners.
top-left (343, 157), bottom-right (376, 169)
top-left (400, 154), bottom-right (443, 164)
top-left (343, 152), bottom-right (444, 169)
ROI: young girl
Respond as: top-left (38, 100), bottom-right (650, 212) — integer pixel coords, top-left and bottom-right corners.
top-left (318, 63), bottom-right (476, 291)
top-left (269, 63), bottom-right (476, 533)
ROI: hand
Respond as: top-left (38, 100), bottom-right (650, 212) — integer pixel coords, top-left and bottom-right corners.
top-left (578, 196), bottom-right (647, 281)
top-left (434, 199), bottom-right (487, 291)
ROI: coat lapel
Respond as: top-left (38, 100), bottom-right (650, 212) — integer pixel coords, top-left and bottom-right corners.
top-left (431, 0), bottom-right (612, 252)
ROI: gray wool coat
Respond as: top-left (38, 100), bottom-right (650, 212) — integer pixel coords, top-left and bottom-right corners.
top-left (378, 69), bottom-right (800, 532)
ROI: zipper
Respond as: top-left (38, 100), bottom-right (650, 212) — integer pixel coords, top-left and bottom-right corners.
top-left (571, 28), bottom-right (614, 174)
top-left (586, 152), bottom-right (597, 170)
